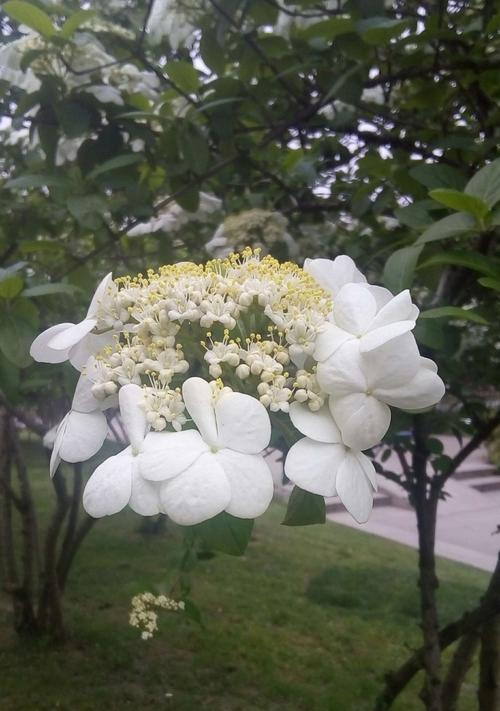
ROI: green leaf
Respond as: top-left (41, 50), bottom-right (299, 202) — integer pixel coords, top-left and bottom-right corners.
top-left (177, 122), bottom-right (209, 175)
top-left (0, 299), bottom-right (38, 368)
top-left (356, 17), bottom-right (410, 44)
top-left (182, 599), bottom-right (205, 628)
top-left (478, 277), bottom-right (500, 291)
top-left (383, 245), bottom-right (423, 292)
top-left (418, 251), bottom-right (500, 277)
top-left (3, 1), bottom-right (55, 38)
top-left (191, 512), bottom-right (254, 556)
top-left (5, 174), bottom-right (68, 189)
top-left (420, 307), bottom-right (488, 325)
top-left (429, 189), bottom-right (489, 220)
top-left (87, 154), bottom-right (142, 179)
top-left (200, 30), bottom-right (225, 75)
top-left (0, 353), bottom-right (21, 403)
top-left (282, 486), bottom-right (326, 526)
top-left (67, 195), bottom-right (107, 226)
top-left (174, 186), bottom-right (200, 212)
top-left (166, 61), bottom-right (200, 94)
top-left (59, 9), bottom-right (95, 38)
top-left (465, 158), bottom-right (500, 209)
top-left (302, 17), bottom-right (354, 40)
top-left (394, 204), bottom-right (432, 229)
top-left (56, 101), bottom-right (92, 138)
top-left (416, 212), bottom-right (476, 245)
top-left (22, 283), bottom-right (79, 297)
top-left (409, 164), bottom-right (467, 191)
top-left (0, 276), bottom-right (24, 299)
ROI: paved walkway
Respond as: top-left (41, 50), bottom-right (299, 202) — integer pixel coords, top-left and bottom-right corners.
top-left (268, 437), bottom-right (500, 572)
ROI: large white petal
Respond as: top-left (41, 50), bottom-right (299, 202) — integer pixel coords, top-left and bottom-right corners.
top-left (69, 330), bottom-right (116, 371)
top-left (284, 438), bottom-right (346, 497)
top-left (304, 256), bottom-right (366, 297)
top-left (129, 468), bottom-right (162, 516)
top-left (86, 272), bottom-right (113, 318)
top-left (375, 365), bottom-right (445, 410)
top-left (360, 321), bottom-right (416, 353)
top-left (364, 333), bottom-right (421, 390)
top-left (357, 451), bottom-right (377, 491)
top-left (364, 285), bottom-right (393, 309)
top-left (370, 290), bottom-right (418, 329)
top-left (289, 401), bottom-right (341, 444)
top-left (314, 323), bottom-right (353, 362)
top-left (30, 323), bottom-right (74, 363)
top-left (49, 413), bottom-right (69, 477)
top-left (215, 448), bottom-right (274, 518)
top-left (48, 318), bottom-right (96, 351)
top-left (83, 451), bottom-right (133, 517)
top-left (316, 340), bottom-right (367, 397)
top-left (119, 383), bottom-right (147, 451)
top-left (215, 391), bottom-right (271, 453)
top-left (58, 409), bottom-right (108, 463)
top-left (182, 377), bottom-right (218, 448)
top-left (72, 373), bottom-right (101, 413)
top-left (336, 453), bottom-right (374, 523)
top-left (333, 283), bottom-right (377, 335)
top-left (329, 393), bottom-right (391, 450)
top-left (160, 452), bottom-right (231, 525)
top-left (138, 430), bottom-right (208, 481)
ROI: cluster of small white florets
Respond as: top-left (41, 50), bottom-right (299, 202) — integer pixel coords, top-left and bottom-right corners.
top-left (129, 592), bottom-right (185, 640)
top-left (86, 249), bottom-right (331, 421)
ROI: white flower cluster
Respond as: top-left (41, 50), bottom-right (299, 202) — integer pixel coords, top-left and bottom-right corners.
top-left (129, 592), bottom-right (185, 640)
top-left (31, 249), bottom-right (445, 525)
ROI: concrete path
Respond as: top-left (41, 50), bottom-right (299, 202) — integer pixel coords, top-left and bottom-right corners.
top-left (268, 437), bottom-right (500, 572)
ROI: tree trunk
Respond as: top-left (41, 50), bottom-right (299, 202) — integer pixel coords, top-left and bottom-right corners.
top-left (413, 417), bottom-right (443, 711)
top-left (478, 613), bottom-right (500, 710)
top-left (441, 630), bottom-right (479, 710)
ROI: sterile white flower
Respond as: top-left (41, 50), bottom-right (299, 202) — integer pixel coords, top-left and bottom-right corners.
top-left (83, 384), bottom-right (162, 517)
top-left (316, 334), bottom-right (445, 450)
top-left (304, 255), bottom-right (367, 297)
top-left (138, 377), bottom-right (274, 525)
top-left (49, 370), bottom-right (113, 477)
top-left (30, 273), bottom-right (117, 370)
top-left (314, 282), bottom-right (420, 359)
top-left (285, 401), bottom-right (377, 523)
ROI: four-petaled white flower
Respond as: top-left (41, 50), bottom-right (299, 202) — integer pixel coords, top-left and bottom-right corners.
top-left (49, 369), bottom-right (114, 476)
top-left (83, 384), bottom-right (163, 518)
top-left (30, 273), bottom-right (116, 370)
top-left (138, 377), bottom-right (274, 525)
top-left (285, 401), bottom-right (377, 523)
top-left (316, 334), bottom-right (445, 451)
top-left (315, 282), bottom-right (420, 359)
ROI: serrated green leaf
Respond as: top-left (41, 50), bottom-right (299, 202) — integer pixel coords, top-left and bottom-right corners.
top-left (282, 486), bottom-right (326, 526)
top-left (59, 9), bottom-right (95, 38)
top-left (409, 164), bottom-right (467, 191)
top-left (383, 245), bottom-right (423, 292)
top-left (166, 61), bottom-right (199, 94)
top-left (465, 158), bottom-right (500, 209)
top-left (88, 154), bottom-right (143, 179)
top-left (191, 512), bottom-right (254, 556)
top-left (23, 283), bottom-right (79, 297)
top-left (5, 174), bottom-right (68, 189)
top-left (0, 275), bottom-right (24, 299)
top-left (429, 188), bottom-right (489, 220)
top-left (416, 212), bottom-right (476, 245)
top-left (4, 1), bottom-right (55, 38)
top-left (418, 250), bottom-right (500, 277)
top-left (356, 17), bottom-right (410, 44)
top-left (478, 277), bottom-right (500, 292)
top-left (420, 307), bottom-right (487, 325)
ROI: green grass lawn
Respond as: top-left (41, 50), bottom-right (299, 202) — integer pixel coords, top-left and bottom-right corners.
top-left (0, 442), bottom-right (490, 711)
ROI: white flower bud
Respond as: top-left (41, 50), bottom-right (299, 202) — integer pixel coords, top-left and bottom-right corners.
top-left (209, 363), bottom-right (223, 378)
top-left (235, 364), bottom-right (250, 379)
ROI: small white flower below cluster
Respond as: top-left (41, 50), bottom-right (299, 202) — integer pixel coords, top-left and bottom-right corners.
top-left (129, 592), bottom-right (185, 640)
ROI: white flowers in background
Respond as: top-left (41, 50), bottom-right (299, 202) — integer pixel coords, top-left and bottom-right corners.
top-left (130, 592), bottom-right (185, 640)
top-left (146, 0), bottom-right (198, 49)
top-left (31, 248), bottom-right (445, 526)
top-left (127, 193), bottom-right (222, 237)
